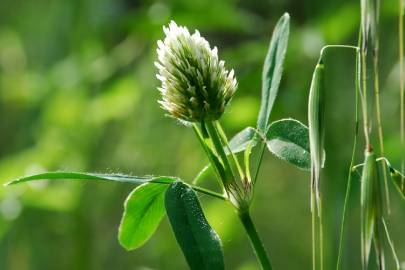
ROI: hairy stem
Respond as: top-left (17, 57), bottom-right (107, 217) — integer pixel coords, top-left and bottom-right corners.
top-left (238, 211), bottom-right (273, 270)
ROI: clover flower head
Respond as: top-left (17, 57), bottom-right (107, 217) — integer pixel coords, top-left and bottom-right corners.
top-left (155, 21), bottom-right (237, 123)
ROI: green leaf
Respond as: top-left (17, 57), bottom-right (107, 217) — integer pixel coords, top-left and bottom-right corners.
top-left (227, 127), bottom-right (257, 154)
top-left (251, 13), bottom-right (290, 183)
top-left (256, 13), bottom-right (290, 133)
top-left (5, 172), bottom-right (176, 186)
top-left (119, 182), bottom-right (170, 250)
top-left (266, 118), bottom-right (311, 171)
top-left (165, 181), bottom-right (224, 270)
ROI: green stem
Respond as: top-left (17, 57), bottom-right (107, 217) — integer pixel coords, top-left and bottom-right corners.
top-left (319, 198), bottom-right (324, 270)
top-left (192, 123), bottom-right (227, 188)
top-left (238, 211), bottom-right (273, 270)
top-left (336, 48), bottom-right (360, 270)
top-left (372, 24), bottom-right (391, 213)
top-left (311, 186), bottom-right (317, 270)
top-left (216, 122), bottom-right (245, 180)
top-left (205, 121), bottom-right (234, 185)
top-left (188, 184), bottom-right (228, 200)
top-left (399, 0), bottom-right (405, 187)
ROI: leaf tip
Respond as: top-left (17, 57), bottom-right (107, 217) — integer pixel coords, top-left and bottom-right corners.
top-left (3, 180), bottom-right (16, 186)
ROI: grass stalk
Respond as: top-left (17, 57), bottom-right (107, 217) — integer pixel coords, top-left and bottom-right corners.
top-left (319, 197), bottom-right (324, 270)
top-left (336, 48), bottom-right (360, 270)
top-left (311, 185), bottom-right (317, 270)
top-left (371, 1), bottom-right (390, 213)
top-left (399, 0), bottom-right (405, 184)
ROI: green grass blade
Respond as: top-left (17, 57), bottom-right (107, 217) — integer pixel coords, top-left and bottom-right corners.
top-left (119, 182), bottom-right (169, 250)
top-left (165, 181), bottom-right (224, 270)
top-left (266, 118), bottom-right (311, 171)
top-left (4, 171), bottom-right (176, 186)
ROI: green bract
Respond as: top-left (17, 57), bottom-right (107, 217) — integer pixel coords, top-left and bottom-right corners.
top-left (155, 21), bottom-right (237, 123)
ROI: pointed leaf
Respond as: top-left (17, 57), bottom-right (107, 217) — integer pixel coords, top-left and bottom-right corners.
top-left (5, 172), bottom-right (175, 186)
top-left (266, 118), bottom-right (311, 170)
top-left (119, 182), bottom-right (171, 250)
top-left (257, 13), bottom-right (290, 133)
top-left (165, 181), bottom-right (224, 270)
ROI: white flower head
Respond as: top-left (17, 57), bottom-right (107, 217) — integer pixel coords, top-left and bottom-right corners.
top-left (155, 21), bottom-right (237, 123)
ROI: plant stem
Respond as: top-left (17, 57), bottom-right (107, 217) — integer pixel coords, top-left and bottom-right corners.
top-left (216, 122), bottom-right (245, 180)
top-left (238, 211), bottom-right (273, 270)
top-left (399, 0), bottom-right (405, 186)
top-left (372, 8), bottom-right (391, 213)
top-left (205, 121), bottom-right (235, 185)
top-left (311, 185), bottom-right (317, 270)
top-left (188, 184), bottom-right (228, 200)
top-left (192, 123), bottom-right (227, 189)
top-left (360, 48), bottom-right (370, 147)
top-left (319, 198), bottom-right (324, 270)
top-left (336, 48), bottom-right (360, 270)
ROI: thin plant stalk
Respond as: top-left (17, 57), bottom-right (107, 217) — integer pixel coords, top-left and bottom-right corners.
top-left (399, 0), bottom-right (405, 183)
top-left (238, 211), bottom-right (273, 270)
top-left (360, 48), bottom-right (370, 147)
top-left (216, 122), bottom-right (245, 180)
top-left (311, 186), bottom-right (317, 270)
top-left (319, 198), bottom-right (324, 270)
top-left (204, 121), bottom-right (235, 185)
top-left (336, 48), bottom-right (360, 270)
top-left (371, 0), bottom-right (391, 213)
top-left (382, 218), bottom-right (400, 270)
top-left (192, 124), bottom-right (227, 189)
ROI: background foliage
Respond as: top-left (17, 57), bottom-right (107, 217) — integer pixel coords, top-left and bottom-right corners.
top-left (0, 0), bottom-right (403, 269)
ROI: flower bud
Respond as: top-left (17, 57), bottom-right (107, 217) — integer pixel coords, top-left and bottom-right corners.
top-left (155, 21), bottom-right (237, 123)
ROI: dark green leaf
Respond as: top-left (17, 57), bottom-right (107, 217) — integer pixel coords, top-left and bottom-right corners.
top-left (5, 171), bottom-right (176, 186)
top-left (256, 13), bottom-right (290, 133)
top-left (266, 118), bottom-right (311, 170)
top-left (119, 182), bottom-right (170, 250)
top-left (165, 181), bottom-right (224, 270)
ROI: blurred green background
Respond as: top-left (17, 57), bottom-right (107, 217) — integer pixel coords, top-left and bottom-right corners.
top-left (0, 0), bottom-right (404, 269)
